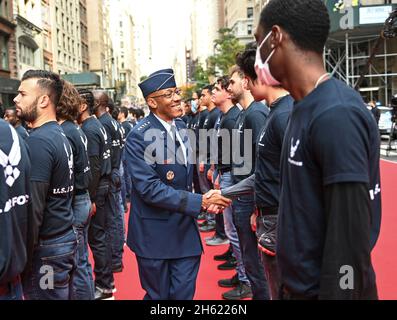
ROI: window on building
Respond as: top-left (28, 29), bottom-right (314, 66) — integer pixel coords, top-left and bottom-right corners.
top-left (0, 0), bottom-right (10, 19)
top-left (19, 42), bottom-right (36, 66)
top-left (247, 24), bottom-right (253, 35)
top-left (0, 34), bottom-right (9, 70)
top-left (247, 7), bottom-right (253, 19)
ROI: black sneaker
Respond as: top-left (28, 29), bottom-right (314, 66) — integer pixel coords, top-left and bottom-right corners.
top-left (214, 247), bottom-right (233, 261)
top-left (218, 273), bottom-right (239, 288)
top-left (222, 283), bottom-right (253, 300)
top-left (112, 264), bottom-right (124, 273)
top-left (199, 223), bottom-right (216, 233)
top-left (257, 215), bottom-right (278, 257)
top-left (217, 257), bottom-right (237, 270)
top-left (197, 212), bottom-right (207, 220)
top-left (94, 287), bottom-right (114, 300)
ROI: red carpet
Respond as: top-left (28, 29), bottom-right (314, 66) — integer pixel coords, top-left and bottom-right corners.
top-left (372, 160), bottom-right (397, 300)
top-left (109, 159), bottom-right (397, 300)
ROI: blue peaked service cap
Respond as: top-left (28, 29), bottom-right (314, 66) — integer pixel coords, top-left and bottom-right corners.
top-left (139, 68), bottom-right (177, 98)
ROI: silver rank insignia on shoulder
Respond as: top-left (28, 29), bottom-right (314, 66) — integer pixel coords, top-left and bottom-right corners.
top-left (138, 121), bottom-right (150, 131)
top-left (166, 171), bottom-right (175, 181)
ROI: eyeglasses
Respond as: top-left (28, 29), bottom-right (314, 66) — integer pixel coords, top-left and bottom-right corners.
top-left (151, 88), bottom-right (182, 100)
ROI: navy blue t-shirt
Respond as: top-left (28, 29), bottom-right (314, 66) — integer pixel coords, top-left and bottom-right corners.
top-left (255, 95), bottom-right (293, 209)
top-left (61, 121), bottom-right (92, 192)
top-left (217, 106), bottom-right (241, 173)
top-left (278, 78), bottom-right (382, 296)
top-left (99, 113), bottom-right (122, 169)
top-left (15, 125), bottom-right (29, 140)
top-left (122, 121), bottom-right (133, 141)
top-left (202, 108), bottom-right (221, 163)
top-left (81, 116), bottom-right (111, 177)
top-left (0, 120), bottom-right (30, 284)
top-left (27, 121), bottom-right (74, 238)
top-left (232, 101), bottom-right (269, 184)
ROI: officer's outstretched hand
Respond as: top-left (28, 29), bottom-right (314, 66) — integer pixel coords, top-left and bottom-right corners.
top-left (202, 190), bottom-right (231, 212)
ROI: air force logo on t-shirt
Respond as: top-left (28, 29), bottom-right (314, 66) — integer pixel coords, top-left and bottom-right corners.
top-left (81, 134), bottom-right (88, 152)
top-left (288, 138), bottom-right (303, 167)
top-left (64, 143), bottom-right (74, 180)
top-left (258, 129), bottom-right (266, 147)
top-left (0, 125), bottom-right (21, 187)
top-left (100, 127), bottom-right (111, 160)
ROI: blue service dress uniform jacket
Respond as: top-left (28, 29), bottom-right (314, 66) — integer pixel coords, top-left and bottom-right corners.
top-left (125, 112), bottom-right (203, 259)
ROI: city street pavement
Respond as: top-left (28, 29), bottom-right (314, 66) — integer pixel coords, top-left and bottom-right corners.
top-left (381, 137), bottom-right (397, 163)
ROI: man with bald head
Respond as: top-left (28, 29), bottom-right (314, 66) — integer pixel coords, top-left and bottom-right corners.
top-left (3, 107), bottom-right (29, 140)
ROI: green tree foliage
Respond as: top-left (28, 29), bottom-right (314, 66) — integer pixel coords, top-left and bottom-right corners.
top-left (192, 28), bottom-right (244, 86)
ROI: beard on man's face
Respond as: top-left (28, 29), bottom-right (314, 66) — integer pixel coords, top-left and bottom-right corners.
top-left (18, 98), bottom-right (39, 123)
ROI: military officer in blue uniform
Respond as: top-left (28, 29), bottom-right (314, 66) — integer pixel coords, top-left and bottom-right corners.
top-left (125, 68), bottom-right (231, 300)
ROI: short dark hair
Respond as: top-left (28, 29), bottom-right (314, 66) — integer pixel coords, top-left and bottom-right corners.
top-left (236, 49), bottom-right (257, 81)
top-left (120, 106), bottom-right (129, 118)
top-left (202, 84), bottom-right (214, 94)
top-left (78, 88), bottom-right (95, 115)
top-left (216, 76), bottom-right (230, 90)
top-left (229, 65), bottom-right (245, 79)
top-left (22, 70), bottom-right (64, 106)
top-left (107, 98), bottom-right (115, 113)
top-left (134, 108), bottom-right (145, 119)
top-left (57, 80), bottom-right (80, 121)
top-left (111, 106), bottom-right (120, 121)
top-left (259, 0), bottom-right (330, 54)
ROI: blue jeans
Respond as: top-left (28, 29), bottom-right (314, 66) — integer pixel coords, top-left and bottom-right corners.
top-left (108, 169), bottom-right (125, 269)
top-left (220, 172), bottom-right (248, 284)
top-left (72, 192), bottom-right (95, 300)
top-left (88, 178), bottom-right (114, 291)
top-left (24, 228), bottom-right (78, 300)
top-left (0, 279), bottom-right (23, 300)
top-left (233, 195), bottom-right (269, 300)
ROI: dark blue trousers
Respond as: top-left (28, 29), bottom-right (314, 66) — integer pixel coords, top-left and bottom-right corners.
top-left (136, 256), bottom-right (201, 300)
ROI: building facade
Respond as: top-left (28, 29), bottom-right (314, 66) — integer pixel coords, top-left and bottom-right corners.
top-left (0, 0), bottom-right (19, 107)
top-left (224, 0), bottom-right (255, 45)
top-left (86, 0), bottom-right (114, 89)
top-left (51, 0), bottom-right (83, 74)
top-left (79, 0), bottom-right (89, 71)
top-left (14, 0), bottom-right (44, 78)
top-left (107, 0), bottom-right (138, 98)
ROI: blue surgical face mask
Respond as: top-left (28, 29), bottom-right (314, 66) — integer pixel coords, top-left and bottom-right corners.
top-left (191, 100), bottom-right (198, 113)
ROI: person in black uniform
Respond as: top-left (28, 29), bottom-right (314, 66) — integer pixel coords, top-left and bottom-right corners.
top-left (256, 0), bottom-right (381, 300)
top-left (119, 106), bottom-right (134, 138)
top-left (225, 65), bottom-right (270, 300)
top-left (77, 89), bottom-right (114, 300)
top-left (93, 91), bottom-right (125, 276)
top-left (0, 119), bottom-right (30, 300)
top-left (209, 48), bottom-right (293, 299)
top-left (3, 107), bottom-right (29, 140)
top-left (14, 70), bottom-right (77, 300)
top-left (118, 106), bottom-right (134, 210)
top-left (57, 81), bottom-right (94, 300)
top-left (210, 76), bottom-right (251, 299)
top-left (198, 85), bottom-right (221, 235)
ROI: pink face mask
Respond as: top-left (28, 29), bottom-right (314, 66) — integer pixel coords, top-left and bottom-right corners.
top-left (255, 31), bottom-right (282, 86)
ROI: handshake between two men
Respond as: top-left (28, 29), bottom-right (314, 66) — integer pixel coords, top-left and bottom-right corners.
top-left (203, 190), bottom-right (228, 214)
top-left (201, 190), bottom-right (231, 212)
